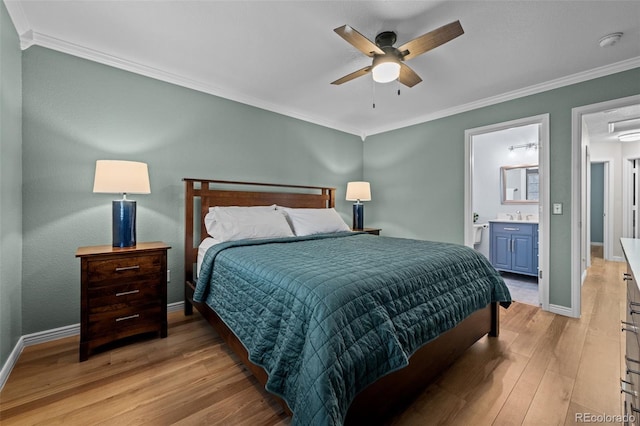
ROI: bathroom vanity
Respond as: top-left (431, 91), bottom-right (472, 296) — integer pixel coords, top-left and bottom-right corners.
top-left (489, 220), bottom-right (539, 276)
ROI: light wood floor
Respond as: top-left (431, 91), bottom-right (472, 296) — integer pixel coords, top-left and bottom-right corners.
top-left (0, 253), bottom-right (626, 425)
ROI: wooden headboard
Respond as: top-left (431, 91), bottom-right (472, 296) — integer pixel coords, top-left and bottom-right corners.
top-left (183, 178), bottom-right (336, 282)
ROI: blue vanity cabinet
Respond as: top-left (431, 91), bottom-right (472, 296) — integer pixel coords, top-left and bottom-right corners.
top-left (490, 222), bottom-right (538, 276)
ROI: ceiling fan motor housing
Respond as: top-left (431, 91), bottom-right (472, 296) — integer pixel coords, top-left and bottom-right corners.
top-left (375, 31), bottom-right (397, 48)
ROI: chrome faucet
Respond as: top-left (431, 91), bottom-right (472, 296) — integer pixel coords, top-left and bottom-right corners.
top-left (516, 210), bottom-right (522, 220)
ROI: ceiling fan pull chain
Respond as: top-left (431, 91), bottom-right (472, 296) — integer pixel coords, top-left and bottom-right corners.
top-left (372, 78), bottom-right (376, 109)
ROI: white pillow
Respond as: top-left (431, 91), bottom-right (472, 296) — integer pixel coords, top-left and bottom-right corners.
top-left (204, 205), bottom-right (276, 236)
top-left (279, 207), bottom-right (350, 236)
top-left (205, 206), bottom-right (293, 242)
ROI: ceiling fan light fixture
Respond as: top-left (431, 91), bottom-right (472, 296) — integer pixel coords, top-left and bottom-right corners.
top-left (372, 56), bottom-right (400, 83)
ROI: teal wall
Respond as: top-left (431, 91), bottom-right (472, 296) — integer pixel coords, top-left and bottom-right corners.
top-left (364, 68), bottom-right (640, 308)
top-left (590, 163), bottom-right (604, 244)
top-left (21, 46), bottom-right (362, 334)
top-left (0, 1), bottom-right (23, 366)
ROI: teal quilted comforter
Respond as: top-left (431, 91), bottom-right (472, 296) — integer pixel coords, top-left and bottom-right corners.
top-left (194, 232), bottom-right (511, 425)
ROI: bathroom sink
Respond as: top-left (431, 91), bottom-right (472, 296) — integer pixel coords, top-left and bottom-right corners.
top-left (491, 213), bottom-right (538, 223)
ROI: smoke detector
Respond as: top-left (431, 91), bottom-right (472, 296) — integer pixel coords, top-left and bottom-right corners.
top-left (599, 32), bottom-right (623, 48)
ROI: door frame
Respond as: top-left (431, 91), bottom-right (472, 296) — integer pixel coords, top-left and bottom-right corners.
top-left (464, 114), bottom-right (550, 311)
top-left (589, 160), bottom-right (613, 261)
top-left (571, 94), bottom-right (640, 317)
top-left (623, 156), bottom-right (640, 242)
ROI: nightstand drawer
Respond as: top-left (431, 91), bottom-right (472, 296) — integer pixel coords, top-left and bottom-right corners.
top-left (88, 279), bottom-right (160, 310)
top-left (87, 305), bottom-right (162, 342)
top-left (87, 254), bottom-right (163, 283)
top-left (89, 303), bottom-right (160, 327)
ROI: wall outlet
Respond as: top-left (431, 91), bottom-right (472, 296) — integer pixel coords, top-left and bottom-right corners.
top-left (167, 270), bottom-right (171, 282)
top-left (552, 203), bottom-right (563, 215)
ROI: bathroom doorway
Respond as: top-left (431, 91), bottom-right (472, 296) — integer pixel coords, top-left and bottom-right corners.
top-left (464, 115), bottom-right (549, 310)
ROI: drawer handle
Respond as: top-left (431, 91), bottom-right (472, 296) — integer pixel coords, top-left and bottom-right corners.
top-left (115, 265), bottom-right (140, 272)
top-left (115, 289), bottom-right (140, 297)
top-left (631, 301), bottom-right (640, 307)
top-left (631, 309), bottom-right (640, 316)
top-left (504, 227), bottom-right (520, 231)
top-left (622, 321), bottom-right (638, 334)
top-left (621, 378), bottom-right (638, 396)
top-left (631, 403), bottom-right (640, 414)
top-left (628, 367), bottom-right (640, 376)
top-left (115, 314), bottom-right (140, 322)
top-left (627, 356), bottom-right (640, 365)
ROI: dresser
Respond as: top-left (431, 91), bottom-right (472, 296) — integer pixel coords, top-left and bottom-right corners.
top-left (76, 241), bottom-right (171, 361)
top-left (621, 238), bottom-right (640, 423)
top-left (489, 221), bottom-right (538, 276)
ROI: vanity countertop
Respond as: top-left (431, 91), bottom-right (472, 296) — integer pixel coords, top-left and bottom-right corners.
top-left (488, 219), bottom-right (539, 224)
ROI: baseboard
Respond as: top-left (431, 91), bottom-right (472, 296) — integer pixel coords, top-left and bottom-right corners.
top-left (167, 301), bottom-right (185, 312)
top-left (0, 336), bottom-right (25, 391)
top-left (0, 301), bottom-right (185, 391)
top-left (549, 303), bottom-right (576, 318)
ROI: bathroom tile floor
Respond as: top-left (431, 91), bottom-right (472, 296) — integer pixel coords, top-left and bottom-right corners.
top-left (500, 271), bottom-right (539, 306)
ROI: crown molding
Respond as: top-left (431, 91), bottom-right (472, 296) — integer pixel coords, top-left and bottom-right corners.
top-left (20, 30), bottom-right (364, 137)
top-left (3, 0), bottom-right (28, 34)
top-left (6, 0), bottom-right (638, 140)
top-left (363, 56), bottom-right (640, 138)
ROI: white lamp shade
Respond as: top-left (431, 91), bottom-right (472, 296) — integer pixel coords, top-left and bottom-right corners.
top-left (93, 160), bottom-right (151, 194)
top-left (346, 181), bottom-right (371, 201)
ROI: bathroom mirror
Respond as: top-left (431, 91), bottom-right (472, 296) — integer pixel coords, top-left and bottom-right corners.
top-left (501, 164), bottom-right (539, 204)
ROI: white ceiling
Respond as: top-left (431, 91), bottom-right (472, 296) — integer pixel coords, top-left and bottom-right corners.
top-left (583, 103), bottom-right (640, 144)
top-left (5, 1), bottom-right (640, 138)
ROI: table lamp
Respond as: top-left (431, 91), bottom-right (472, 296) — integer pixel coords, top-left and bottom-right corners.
top-left (346, 181), bottom-right (371, 230)
top-left (93, 160), bottom-right (151, 247)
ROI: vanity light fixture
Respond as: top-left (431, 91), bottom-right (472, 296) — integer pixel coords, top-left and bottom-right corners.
top-left (507, 142), bottom-right (539, 152)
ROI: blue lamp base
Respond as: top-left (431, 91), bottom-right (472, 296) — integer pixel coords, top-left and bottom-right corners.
top-left (112, 200), bottom-right (137, 247)
top-left (352, 203), bottom-right (364, 229)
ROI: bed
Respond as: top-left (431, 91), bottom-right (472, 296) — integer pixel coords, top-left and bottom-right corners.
top-left (183, 178), bottom-right (511, 425)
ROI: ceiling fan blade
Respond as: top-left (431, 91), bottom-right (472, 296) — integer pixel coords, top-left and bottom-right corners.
top-left (331, 66), bottom-right (373, 85)
top-left (334, 25), bottom-right (385, 57)
top-left (398, 63), bottom-right (422, 87)
top-left (397, 20), bottom-right (464, 61)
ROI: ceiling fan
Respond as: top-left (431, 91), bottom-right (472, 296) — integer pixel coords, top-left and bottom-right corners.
top-left (331, 20), bottom-right (464, 88)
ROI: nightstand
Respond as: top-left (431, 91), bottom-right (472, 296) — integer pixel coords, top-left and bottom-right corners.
top-left (76, 241), bottom-right (171, 361)
top-left (352, 228), bottom-right (381, 235)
